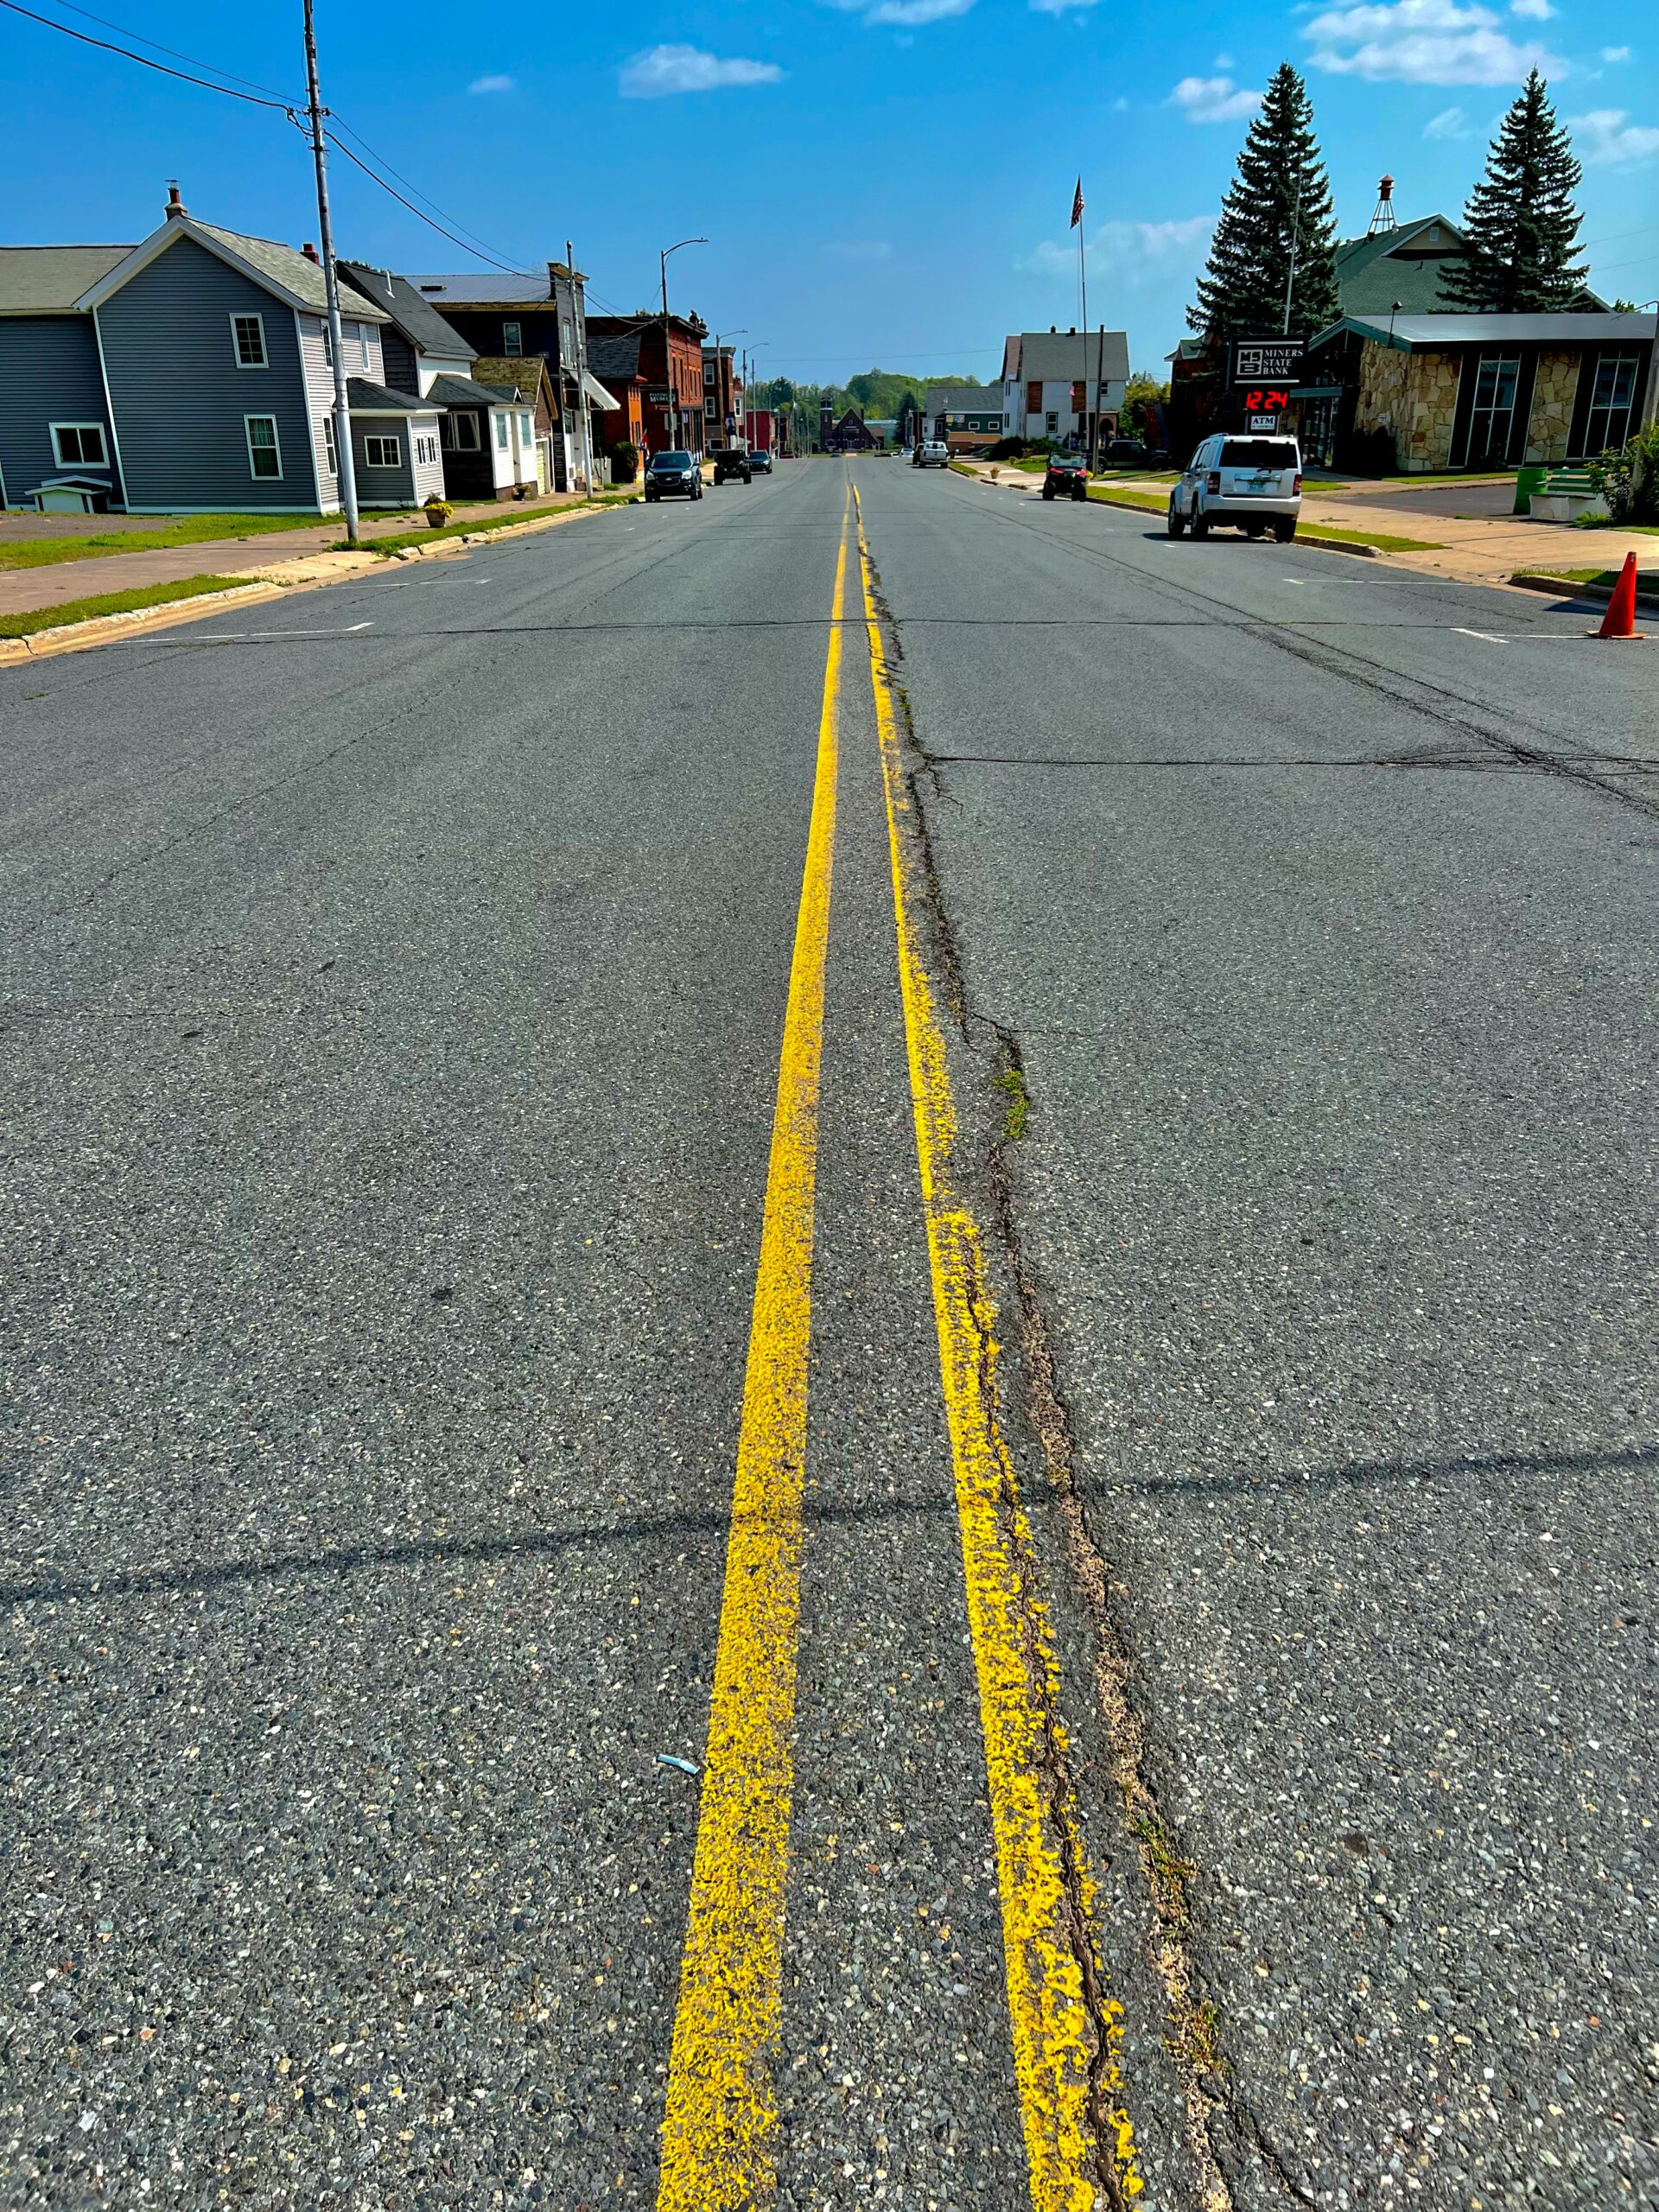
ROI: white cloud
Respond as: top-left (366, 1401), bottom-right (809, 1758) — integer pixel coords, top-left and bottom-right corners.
top-left (468, 73), bottom-right (515, 92)
top-left (1305, 0), bottom-right (1562, 84)
top-left (1214, 50), bottom-right (1236, 66)
top-left (618, 43), bottom-right (783, 95)
top-left (1111, 92), bottom-right (1130, 109)
top-left (867, 0), bottom-right (975, 21)
top-left (826, 239), bottom-right (894, 260)
top-left (1569, 107), bottom-right (1659, 163)
top-left (820, 0), bottom-right (975, 21)
top-left (1168, 73), bottom-right (1263, 121)
top-left (1423, 102), bottom-right (1472, 134)
top-left (1509, 0), bottom-right (1551, 17)
top-left (1601, 44), bottom-right (1630, 60)
top-left (1017, 213), bottom-right (1215, 282)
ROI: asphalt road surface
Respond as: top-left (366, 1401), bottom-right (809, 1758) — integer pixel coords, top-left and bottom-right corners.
top-left (3, 459), bottom-right (1654, 2212)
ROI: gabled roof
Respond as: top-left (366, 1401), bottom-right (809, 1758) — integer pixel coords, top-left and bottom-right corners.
top-left (75, 217), bottom-right (391, 321)
top-left (1311, 309), bottom-right (1656, 352)
top-left (472, 354), bottom-right (554, 407)
top-left (925, 385), bottom-right (997, 411)
top-left (1001, 329), bottom-right (1130, 383)
top-left (1335, 214), bottom-right (1466, 315)
top-left (0, 244), bottom-right (133, 314)
top-left (588, 330), bottom-right (644, 382)
top-left (340, 264), bottom-right (473, 359)
top-left (404, 271), bottom-right (552, 305)
top-left (346, 377), bottom-right (435, 415)
top-left (427, 372), bottom-right (522, 409)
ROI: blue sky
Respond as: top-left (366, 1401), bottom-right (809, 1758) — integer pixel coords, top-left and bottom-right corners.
top-left (5, 0), bottom-right (1656, 381)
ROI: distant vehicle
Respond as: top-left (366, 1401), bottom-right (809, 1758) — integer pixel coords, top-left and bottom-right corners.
top-left (748, 449), bottom-right (774, 474)
top-left (1042, 454), bottom-right (1089, 502)
top-left (915, 440), bottom-right (949, 469)
top-left (1102, 437), bottom-right (1148, 468)
top-left (1168, 434), bottom-right (1300, 542)
top-left (713, 448), bottom-right (752, 484)
top-left (644, 450), bottom-right (703, 502)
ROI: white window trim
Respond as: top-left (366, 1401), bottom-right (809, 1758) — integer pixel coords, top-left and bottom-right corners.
top-left (503, 321), bottom-right (524, 356)
top-left (363, 433), bottom-right (403, 468)
top-left (244, 413), bottom-right (283, 481)
top-left (49, 421), bottom-right (109, 468)
top-left (321, 414), bottom-right (338, 475)
top-left (231, 312), bottom-right (268, 369)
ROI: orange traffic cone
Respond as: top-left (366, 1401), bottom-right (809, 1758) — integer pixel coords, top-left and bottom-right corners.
top-left (1591, 550), bottom-right (1645, 639)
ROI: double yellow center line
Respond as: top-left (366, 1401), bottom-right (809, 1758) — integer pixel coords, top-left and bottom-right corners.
top-left (657, 486), bottom-right (1143, 2210)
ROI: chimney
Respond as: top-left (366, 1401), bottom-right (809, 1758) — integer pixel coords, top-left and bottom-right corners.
top-left (302, 241), bottom-right (321, 264)
top-left (164, 181), bottom-right (187, 221)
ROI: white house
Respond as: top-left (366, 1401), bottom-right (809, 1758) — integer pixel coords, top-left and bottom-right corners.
top-left (1001, 328), bottom-right (1129, 448)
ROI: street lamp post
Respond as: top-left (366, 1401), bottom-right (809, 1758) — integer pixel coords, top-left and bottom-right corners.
top-left (660, 236), bottom-right (707, 452)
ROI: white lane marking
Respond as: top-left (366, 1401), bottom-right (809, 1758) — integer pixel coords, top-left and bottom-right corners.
top-left (1454, 627), bottom-right (1507, 643)
top-left (146, 622), bottom-right (374, 645)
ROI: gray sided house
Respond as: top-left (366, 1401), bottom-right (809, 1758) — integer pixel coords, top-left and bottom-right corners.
top-left (0, 245), bottom-right (130, 510)
top-left (0, 191), bottom-right (447, 514)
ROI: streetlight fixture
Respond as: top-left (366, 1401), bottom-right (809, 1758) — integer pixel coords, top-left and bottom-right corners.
top-left (660, 236), bottom-right (708, 450)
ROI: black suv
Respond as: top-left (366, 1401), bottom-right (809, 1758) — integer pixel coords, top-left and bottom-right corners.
top-left (713, 448), bottom-right (753, 484)
top-left (644, 451), bottom-right (702, 501)
top-left (1042, 454), bottom-right (1089, 502)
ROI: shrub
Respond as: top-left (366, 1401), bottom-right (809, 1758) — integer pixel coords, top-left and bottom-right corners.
top-left (986, 436), bottom-right (1028, 461)
top-left (611, 441), bottom-right (640, 485)
top-left (1586, 422), bottom-right (1659, 524)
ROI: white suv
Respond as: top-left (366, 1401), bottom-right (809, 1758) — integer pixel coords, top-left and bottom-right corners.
top-left (1169, 434), bottom-right (1301, 542)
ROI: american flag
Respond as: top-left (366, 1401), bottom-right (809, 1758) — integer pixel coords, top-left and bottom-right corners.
top-left (1070, 178), bottom-right (1084, 229)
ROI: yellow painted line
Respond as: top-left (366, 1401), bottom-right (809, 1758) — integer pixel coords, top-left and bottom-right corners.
top-left (853, 487), bottom-right (1144, 2208)
top-left (656, 494), bottom-right (851, 2211)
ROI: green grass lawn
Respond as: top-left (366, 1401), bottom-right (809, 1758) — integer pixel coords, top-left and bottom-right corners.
top-left (0, 573), bottom-right (249, 638)
top-left (1086, 485), bottom-right (1169, 512)
top-left (0, 513), bottom-right (327, 572)
top-left (1302, 523), bottom-right (1442, 552)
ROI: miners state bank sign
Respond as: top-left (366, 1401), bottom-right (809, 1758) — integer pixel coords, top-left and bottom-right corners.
top-left (1230, 338), bottom-right (1306, 431)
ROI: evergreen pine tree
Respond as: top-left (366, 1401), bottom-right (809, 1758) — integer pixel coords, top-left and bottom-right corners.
top-left (1441, 71), bottom-right (1589, 311)
top-left (1188, 64), bottom-right (1339, 341)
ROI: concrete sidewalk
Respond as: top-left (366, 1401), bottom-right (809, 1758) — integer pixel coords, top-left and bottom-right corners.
top-left (0, 490), bottom-right (601, 619)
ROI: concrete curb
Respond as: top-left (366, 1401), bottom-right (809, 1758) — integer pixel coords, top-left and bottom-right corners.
top-left (0, 496), bottom-right (638, 667)
top-left (1509, 569), bottom-right (1659, 611)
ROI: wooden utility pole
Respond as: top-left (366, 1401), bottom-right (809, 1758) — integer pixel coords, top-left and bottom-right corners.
top-left (301, 0), bottom-right (359, 546)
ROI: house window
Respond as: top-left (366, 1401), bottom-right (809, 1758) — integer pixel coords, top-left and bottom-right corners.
top-left (321, 414), bottom-right (337, 474)
top-left (1046, 411), bottom-right (1058, 435)
top-left (364, 434), bottom-right (402, 467)
top-left (1466, 353), bottom-right (1520, 464)
top-left (451, 414), bottom-right (481, 451)
top-left (245, 415), bottom-right (283, 480)
top-left (51, 423), bottom-right (107, 467)
top-left (359, 324), bottom-right (371, 368)
top-left (496, 415), bottom-right (510, 450)
top-left (705, 398), bottom-right (717, 419)
top-left (519, 411), bottom-right (531, 443)
top-left (503, 321), bottom-right (523, 356)
top-left (232, 313), bottom-right (267, 367)
top-left (1582, 351), bottom-right (1641, 455)
top-left (321, 321), bottom-right (333, 368)
top-left (1027, 380), bottom-right (1042, 415)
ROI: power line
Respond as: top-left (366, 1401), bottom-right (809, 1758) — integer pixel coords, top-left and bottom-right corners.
top-left (0, 0), bottom-right (295, 104)
top-left (321, 130), bottom-right (526, 273)
top-left (326, 118), bottom-right (533, 273)
top-left (41, 0), bottom-right (294, 99)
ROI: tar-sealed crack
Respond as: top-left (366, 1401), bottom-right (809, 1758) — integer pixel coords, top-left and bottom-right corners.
top-left (863, 552), bottom-right (1318, 2212)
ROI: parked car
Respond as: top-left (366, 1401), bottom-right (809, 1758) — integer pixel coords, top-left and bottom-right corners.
top-left (915, 440), bottom-right (949, 469)
top-left (749, 449), bottom-right (774, 474)
top-left (713, 448), bottom-right (752, 484)
top-left (1103, 436), bottom-right (1165, 469)
top-left (644, 450), bottom-right (703, 502)
top-left (1042, 454), bottom-right (1089, 502)
top-left (1167, 434), bottom-right (1301, 541)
